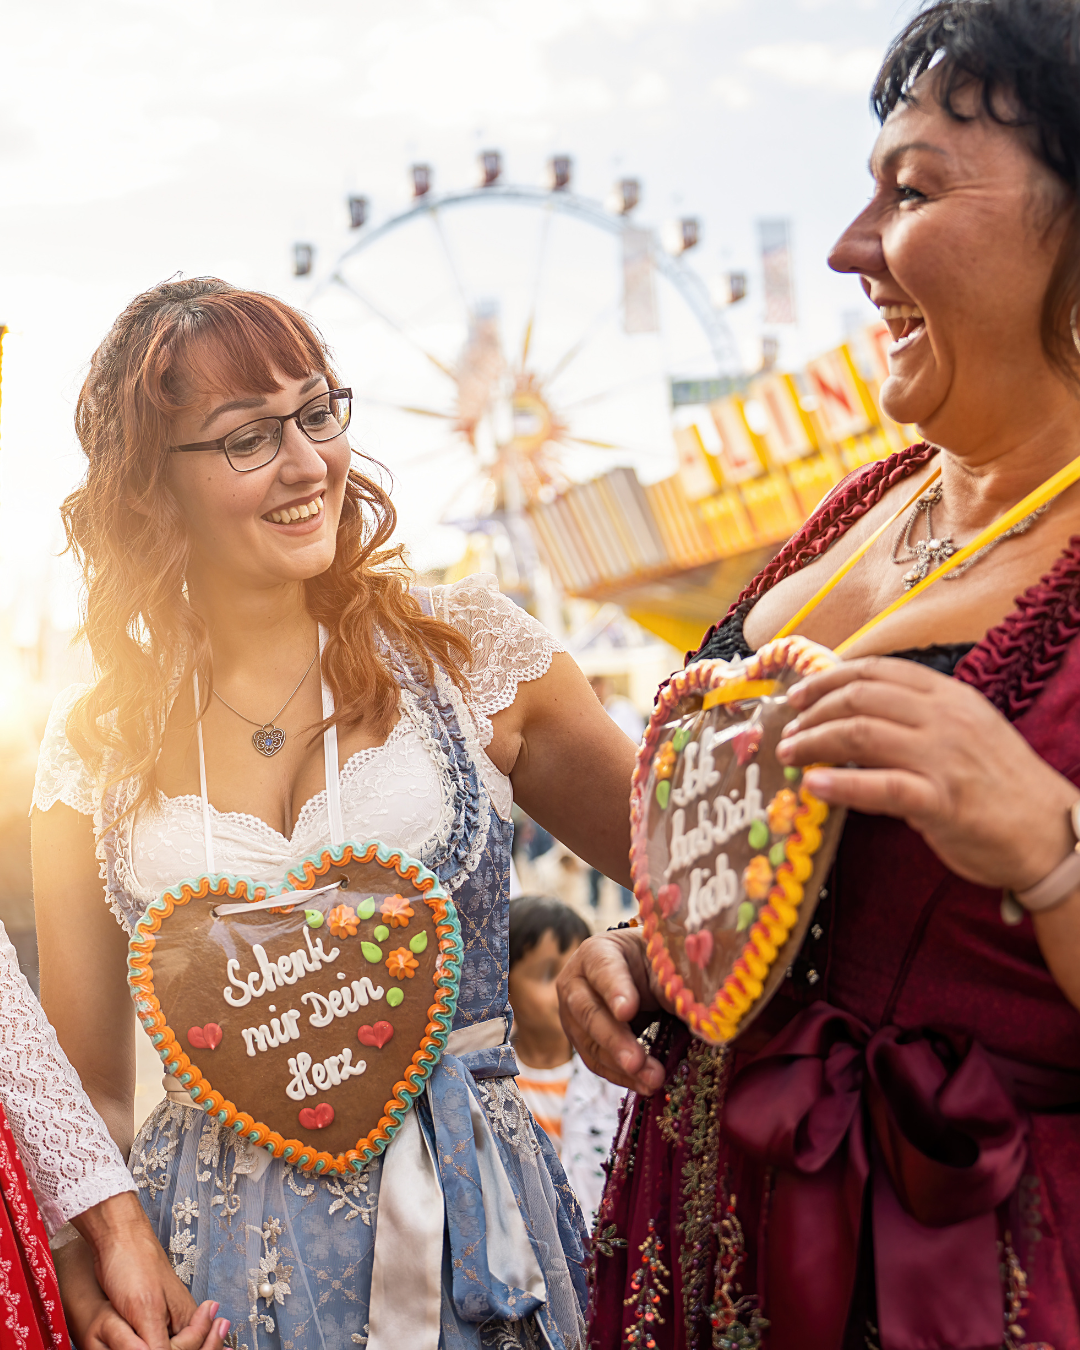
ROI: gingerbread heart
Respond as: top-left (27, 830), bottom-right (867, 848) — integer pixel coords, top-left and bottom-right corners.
top-left (128, 839), bottom-right (463, 1176)
top-left (298, 1103), bottom-right (335, 1130)
top-left (357, 1021), bottom-right (394, 1049)
top-left (186, 1023), bottom-right (223, 1051)
top-left (631, 636), bottom-right (847, 1045)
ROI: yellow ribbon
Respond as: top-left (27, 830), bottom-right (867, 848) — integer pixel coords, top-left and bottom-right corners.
top-left (771, 451), bottom-right (1080, 655)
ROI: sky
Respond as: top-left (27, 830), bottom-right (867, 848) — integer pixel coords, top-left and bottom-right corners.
top-left (0, 0), bottom-right (916, 638)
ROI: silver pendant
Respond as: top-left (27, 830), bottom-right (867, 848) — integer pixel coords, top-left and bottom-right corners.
top-left (252, 724), bottom-right (286, 757)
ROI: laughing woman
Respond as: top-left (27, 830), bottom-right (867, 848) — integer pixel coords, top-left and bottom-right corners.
top-left (560, 3), bottom-right (1080, 1347)
top-left (30, 280), bottom-right (637, 1349)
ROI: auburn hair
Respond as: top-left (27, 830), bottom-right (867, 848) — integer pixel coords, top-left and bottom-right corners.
top-left (62, 276), bottom-right (471, 814)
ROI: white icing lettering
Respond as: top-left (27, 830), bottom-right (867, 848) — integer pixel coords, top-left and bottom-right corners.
top-left (240, 1009), bottom-right (302, 1057)
top-left (685, 861), bottom-right (740, 932)
top-left (286, 1048), bottom-right (367, 1101)
top-left (351, 976), bottom-right (384, 1007)
top-left (223, 928), bottom-right (340, 1009)
top-left (302, 980), bottom-right (385, 1029)
top-left (665, 764), bottom-right (766, 880)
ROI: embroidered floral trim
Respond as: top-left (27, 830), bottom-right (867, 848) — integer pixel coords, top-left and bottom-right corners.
top-left (623, 1218), bottom-right (671, 1348)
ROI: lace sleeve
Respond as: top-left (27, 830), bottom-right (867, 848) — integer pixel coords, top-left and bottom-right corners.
top-left (0, 923), bottom-right (135, 1235)
top-left (430, 573), bottom-right (566, 743)
top-left (31, 684), bottom-right (96, 818)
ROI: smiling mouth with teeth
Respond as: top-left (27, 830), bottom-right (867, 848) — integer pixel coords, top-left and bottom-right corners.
top-left (879, 302), bottom-right (925, 344)
top-left (264, 494), bottom-right (324, 525)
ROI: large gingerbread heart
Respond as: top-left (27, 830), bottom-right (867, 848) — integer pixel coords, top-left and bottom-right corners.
top-left (631, 636), bottom-right (846, 1045)
top-left (127, 840), bottom-right (462, 1175)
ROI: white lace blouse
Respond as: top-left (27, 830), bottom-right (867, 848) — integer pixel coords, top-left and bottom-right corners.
top-left (0, 923), bottom-right (136, 1234)
top-left (26, 577), bottom-right (563, 1227)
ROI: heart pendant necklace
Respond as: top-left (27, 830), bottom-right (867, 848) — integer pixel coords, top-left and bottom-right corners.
top-left (212, 648), bottom-right (319, 757)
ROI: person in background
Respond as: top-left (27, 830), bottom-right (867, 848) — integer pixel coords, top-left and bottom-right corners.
top-left (587, 679), bottom-right (643, 913)
top-left (508, 896), bottom-right (623, 1222)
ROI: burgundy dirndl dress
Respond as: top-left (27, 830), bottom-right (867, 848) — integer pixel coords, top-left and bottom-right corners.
top-left (0, 1100), bottom-right (70, 1348)
top-left (589, 443), bottom-right (1080, 1350)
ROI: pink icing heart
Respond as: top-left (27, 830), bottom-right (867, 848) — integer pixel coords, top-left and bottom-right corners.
top-left (298, 1103), bottom-right (335, 1130)
top-left (187, 1023), bottom-right (222, 1051)
top-left (657, 884), bottom-right (681, 918)
top-left (684, 930), bottom-right (714, 969)
top-left (357, 1021), bottom-right (395, 1050)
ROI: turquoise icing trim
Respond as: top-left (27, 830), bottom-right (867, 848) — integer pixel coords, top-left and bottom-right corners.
top-left (126, 836), bottom-right (462, 1177)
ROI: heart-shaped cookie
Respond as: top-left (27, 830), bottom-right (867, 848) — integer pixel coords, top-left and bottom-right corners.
top-left (357, 1021), bottom-right (394, 1049)
top-left (631, 635), bottom-right (846, 1045)
top-left (128, 839), bottom-right (462, 1175)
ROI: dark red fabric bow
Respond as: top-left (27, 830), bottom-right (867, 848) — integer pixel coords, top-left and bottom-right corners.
top-left (722, 1002), bottom-right (1032, 1350)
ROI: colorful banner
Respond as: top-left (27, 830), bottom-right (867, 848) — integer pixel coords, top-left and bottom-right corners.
top-left (758, 219), bottom-right (796, 325)
top-left (748, 372), bottom-right (817, 464)
top-left (804, 345), bottom-right (877, 440)
top-left (709, 398), bottom-right (766, 482)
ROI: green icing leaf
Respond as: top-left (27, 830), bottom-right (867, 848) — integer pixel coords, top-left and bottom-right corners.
top-left (356, 896), bottom-right (376, 921)
top-left (409, 930), bottom-right (429, 954)
top-left (361, 942), bottom-right (383, 963)
top-left (373, 925), bottom-right (390, 942)
top-left (747, 819), bottom-right (769, 850)
top-left (386, 986), bottom-right (404, 1008)
top-left (736, 901), bottom-right (756, 932)
top-left (656, 779), bottom-right (670, 810)
top-left (672, 727), bottom-right (691, 752)
top-left (769, 841), bottom-right (788, 867)
top-left (304, 909), bottom-right (324, 928)
top-left (784, 765), bottom-right (802, 782)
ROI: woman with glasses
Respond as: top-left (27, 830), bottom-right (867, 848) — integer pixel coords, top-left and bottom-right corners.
top-left (30, 278), bottom-right (637, 1349)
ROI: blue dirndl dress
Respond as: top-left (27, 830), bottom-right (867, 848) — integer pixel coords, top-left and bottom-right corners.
top-left (105, 632), bottom-right (588, 1349)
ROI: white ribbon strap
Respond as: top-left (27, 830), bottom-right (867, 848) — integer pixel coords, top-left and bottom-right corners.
top-left (192, 669), bottom-right (215, 874)
top-left (367, 1017), bottom-right (542, 1350)
top-left (319, 624), bottom-right (345, 849)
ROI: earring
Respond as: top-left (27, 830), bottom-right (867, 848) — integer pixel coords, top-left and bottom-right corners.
top-left (1071, 301), bottom-right (1080, 359)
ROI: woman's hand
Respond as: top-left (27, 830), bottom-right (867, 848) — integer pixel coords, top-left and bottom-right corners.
top-left (54, 1232), bottom-right (229, 1349)
top-left (556, 928), bottom-right (668, 1096)
top-left (71, 1192), bottom-right (204, 1350)
top-left (778, 656), bottom-right (1079, 890)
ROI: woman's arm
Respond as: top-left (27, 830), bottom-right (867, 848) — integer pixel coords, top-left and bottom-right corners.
top-left (32, 803), bottom-right (136, 1153)
top-left (775, 656), bottom-right (1080, 1010)
top-left (494, 652), bottom-right (639, 887)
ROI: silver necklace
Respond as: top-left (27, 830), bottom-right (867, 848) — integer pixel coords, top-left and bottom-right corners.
top-left (893, 481), bottom-right (1052, 590)
top-left (213, 649), bottom-right (319, 757)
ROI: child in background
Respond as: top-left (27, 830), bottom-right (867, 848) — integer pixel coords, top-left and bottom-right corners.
top-left (508, 895), bottom-right (625, 1222)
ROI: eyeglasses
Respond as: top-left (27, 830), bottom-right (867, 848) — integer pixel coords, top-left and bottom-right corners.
top-left (170, 388), bottom-right (352, 473)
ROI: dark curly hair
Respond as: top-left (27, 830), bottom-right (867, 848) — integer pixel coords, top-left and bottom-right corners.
top-left (873, 0), bottom-right (1080, 385)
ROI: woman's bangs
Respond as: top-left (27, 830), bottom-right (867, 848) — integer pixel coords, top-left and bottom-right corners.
top-left (147, 293), bottom-right (330, 415)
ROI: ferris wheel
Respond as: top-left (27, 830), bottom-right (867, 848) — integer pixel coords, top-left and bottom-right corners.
top-left (304, 154), bottom-right (743, 592)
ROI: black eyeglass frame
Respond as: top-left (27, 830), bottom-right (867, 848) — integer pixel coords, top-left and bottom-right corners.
top-left (169, 388), bottom-right (353, 472)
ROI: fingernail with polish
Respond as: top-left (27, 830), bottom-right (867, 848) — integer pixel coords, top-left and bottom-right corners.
top-left (216, 1320), bottom-right (231, 1339)
top-left (208, 1302), bottom-right (220, 1319)
top-left (780, 717), bottom-right (800, 737)
top-left (804, 769), bottom-right (832, 795)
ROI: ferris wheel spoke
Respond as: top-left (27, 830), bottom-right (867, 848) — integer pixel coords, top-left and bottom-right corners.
top-left (558, 373), bottom-right (661, 413)
top-left (519, 200), bottom-right (554, 373)
top-left (332, 274), bottom-right (458, 382)
top-left (563, 434), bottom-right (650, 454)
top-left (543, 300), bottom-right (622, 387)
top-left (428, 207), bottom-right (473, 318)
top-left (356, 394), bottom-right (457, 420)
